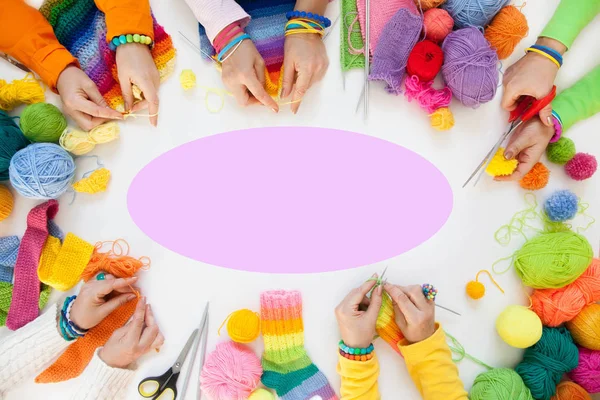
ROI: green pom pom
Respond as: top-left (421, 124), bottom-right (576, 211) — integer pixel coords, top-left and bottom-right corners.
top-left (547, 137), bottom-right (576, 165)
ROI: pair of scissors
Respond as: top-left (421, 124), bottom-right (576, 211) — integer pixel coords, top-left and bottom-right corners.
top-left (138, 303), bottom-right (209, 400)
top-left (463, 86), bottom-right (557, 188)
top-left (0, 53), bottom-right (31, 73)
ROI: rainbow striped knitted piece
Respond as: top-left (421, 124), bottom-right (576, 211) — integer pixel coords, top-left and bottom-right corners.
top-left (260, 290), bottom-right (338, 400)
top-left (39, 0), bottom-right (176, 111)
top-left (376, 292), bottom-right (404, 354)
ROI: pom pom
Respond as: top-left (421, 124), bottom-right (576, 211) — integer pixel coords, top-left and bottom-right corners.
top-left (248, 388), bottom-right (275, 400)
top-left (442, 0), bottom-right (511, 29)
top-left (484, 6), bottom-right (529, 60)
top-left (496, 305), bottom-right (543, 348)
top-left (20, 103), bottom-right (67, 143)
top-left (430, 107), bottom-right (454, 131)
top-left (544, 189), bottom-right (578, 222)
top-left (568, 347), bottom-right (600, 394)
top-left (565, 153), bottom-right (597, 181)
top-left (485, 147), bottom-right (518, 177)
top-left (423, 8), bottom-right (454, 42)
top-left (566, 303), bottom-right (600, 350)
top-left (547, 137), bottom-right (576, 165)
top-left (466, 281), bottom-right (485, 299)
top-left (224, 309), bottom-right (261, 343)
top-left (72, 168), bottom-right (111, 194)
top-left (0, 185), bottom-right (13, 222)
top-left (404, 75), bottom-right (452, 114)
top-left (416, 0), bottom-right (447, 11)
top-left (180, 69), bottom-right (197, 91)
top-left (520, 162), bottom-right (550, 190)
top-left (552, 381), bottom-right (592, 400)
top-left (470, 368), bottom-right (533, 400)
top-left (407, 40), bottom-right (444, 82)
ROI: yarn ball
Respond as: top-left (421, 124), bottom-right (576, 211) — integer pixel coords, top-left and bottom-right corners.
top-left (416, 0), bottom-right (447, 11)
top-left (470, 368), bottom-right (533, 400)
top-left (0, 75), bottom-right (45, 112)
top-left (407, 40), bottom-right (444, 82)
top-left (0, 184), bottom-right (13, 222)
top-left (496, 305), bottom-right (543, 348)
top-left (565, 153), bottom-right (597, 181)
top-left (566, 303), bottom-right (600, 350)
top-left (520, 162), bottom-right (550, 190)
top-left (547, 137), bottom-right (576, 165)
top-left (60, 122), bottom-right (120, 156)
top-left (486, 147), bottom-right (518, 176)
top-left (531, 259), bottom-right (600, 327)
top-left (544, 190), bottom-right (578, 222)
top-left (484, 6), bottom-right (528, 60)
top-left (516, 326), bottom-right (579, 400)
top-left (514, 231), bottom-right (593, 289)
top-left (248, 389), bottom-right (275, 400)
top-left (430, 107), bottom-right (455, 131)
top-left (442, 27), bottom-right (499, 108)
top-left (466, 280), bottom-right (485, 299)
top-left (0, 110), bottom-right (30, 181)
top-left (442, 0), bottom-right (510, 29)
top-left (569, 347), bottom-right (600, 394)
top-left (180, 69), bottom-right (197, 91)
top-left (200, 341), bottom-right (263, 400)
top-left (226, 309), bottom-right (261, 343)
top-left (551, 381), bottom-right (592, 400)
top-left (9, 143), bottom-right (75, 199)
top-left (19, 103), bottom-right (67, 143)
top-left (423, 8), bottom-right (454, 42)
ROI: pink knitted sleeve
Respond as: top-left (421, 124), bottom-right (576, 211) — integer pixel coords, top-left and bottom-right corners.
top-left (183, 0), bottom-right (250, 43)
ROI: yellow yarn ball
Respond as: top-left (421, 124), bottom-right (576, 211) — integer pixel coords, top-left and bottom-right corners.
top-left (227, 309), bottom-right (261, 343)
top-left (496, 305), bottom-right (543, 348)
top-left (0, 184), bottom-right (14, 222)
top-left (430, 107), bottom-right (454, 131)
top-left (180, 69), bottom-right (197, 91)
top-left (486, 147), bottom-right (518, 177)
top-left (248, 388), bottom-right (275, 400)
top-left (466, 281), bottom-right (485, 299)
top-left (566, 303), bottom-right (600, 350)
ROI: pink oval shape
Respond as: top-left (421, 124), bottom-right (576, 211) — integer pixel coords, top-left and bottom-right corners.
top-left (128, 127), bottom-right (453, 273)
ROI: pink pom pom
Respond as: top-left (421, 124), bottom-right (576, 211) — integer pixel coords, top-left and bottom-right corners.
top-left (404, 75), bottom-right (452, 114)
top-left (565, 152), bottom-right (598, 181)
top-left (569, 347), bottom-right (600, 393)
top-left (201, 341), bottom-right (263, 400)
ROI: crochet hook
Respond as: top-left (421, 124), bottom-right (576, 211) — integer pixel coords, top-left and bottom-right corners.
top-left (178, 31), bottom-right (220, 65)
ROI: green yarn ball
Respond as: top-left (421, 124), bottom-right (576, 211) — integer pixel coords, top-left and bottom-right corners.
top-left (19, 103), bottom-right (67, 143)
top-left (470, 368), bottom-right (533, 400)
top-left (514, 231), bottom-right (593, 289)
top-left (547, 137), bottom-right (576, 165)
top-left (0, 110), bottom-right (30, 181)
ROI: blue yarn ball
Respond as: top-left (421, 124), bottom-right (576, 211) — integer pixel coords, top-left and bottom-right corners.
top-left (544, 190), bottom-right (579, 222)
top-left (9, 143), bottom-right (75, 199)
top-left (442, 0), bottom-right (510, 29)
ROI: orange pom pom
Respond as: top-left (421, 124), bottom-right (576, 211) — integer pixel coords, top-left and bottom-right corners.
top-left (520, 162), bottom-right (550, 190)
top-left (484, 6), bottom-right (529, 60)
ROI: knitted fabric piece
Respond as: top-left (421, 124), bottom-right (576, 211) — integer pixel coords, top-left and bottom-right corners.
top-left (6, 200), bottom-right (58, 330)
top-left (376, 293), bottom-right (404, 354)
top-left (48, 220), bottom-right (65, 242)
top-left (261, 290), bottom-right (338, 400)
top-left (340, 0), bottom-right (365, 71)
top-left (369, 8), bottom-right (423, 95)
top-left (0, 282), bottom-right (52, 327)
top-left (39, 0), bottom-right (176, 111)
top-left (38, 233), bottom-right (94, 291)
top-left (0, 236), bottom-right (20, 283)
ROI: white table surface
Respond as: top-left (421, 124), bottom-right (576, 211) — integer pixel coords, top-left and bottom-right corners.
top-left (1, 0), bottom-right (599, 399)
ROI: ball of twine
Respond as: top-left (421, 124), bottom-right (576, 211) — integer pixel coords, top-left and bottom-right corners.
top-left (551, 381), bottom-right (591, 400)
top-left (407, 40), bottom-right (445, 82)
top-left (470, 368), bottom-right (533, 400)
top-left (423, 8), bottom-right (454, 42)
top-left (484, 6), bottom-right (529, 60)
top-left (442, 0), bottom-right (510, 29)
top-left (0, 185), bottom-right (13, 222)
top-left (20, 103), bottom-right (67, 143)
top-left (568, 347), bottom-right (600, 394)
top-left (520, 162), bottom-right (549, 191)
top-left (547, 137), bottom-right (576, 165)
top-left (566, 303), bottom-right (600, 351)
top-left (565, 153), bottom-right (597, 181)
top-left (496, 305), bottom-right (543, 348)
top-left (0, 110), bottom-right (30, 181)
top-left (224, 309), bottom-right (261, 343)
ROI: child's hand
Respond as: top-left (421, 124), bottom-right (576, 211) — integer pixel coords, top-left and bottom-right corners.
top-left (335, 275), bottom-right (383, 348)
top-left (99, 297), bottom-right (164, 369)
top-left (116, 43), bottom-right (160, 126)
top-left (495, 117), bottom-right (555, 182)
top-left (221, 39), bottom-right (279, 111)
top-left (56, 66), bottom-right (123, 131)
top-left (282, 34), bottom-right (329, 114)
top-left (383, 284), bottom-right (435, 344)
top-left (70, 273), bottom-right (139, 330)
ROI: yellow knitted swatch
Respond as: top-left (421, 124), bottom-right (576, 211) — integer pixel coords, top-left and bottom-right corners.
top-left (38, 233), bottom-right (94, 291)
top-left (38, 236), bottom-right (62, 284)
top-left (72, 168), bottom-right (111, 194)
top-left (486, 147), bottom-right (519, 177)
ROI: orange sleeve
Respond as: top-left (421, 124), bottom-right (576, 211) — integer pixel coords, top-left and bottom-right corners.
top-left (0, 0), bottom-right (77, 91)
top-left (94, 0), bottom-right (154, 42)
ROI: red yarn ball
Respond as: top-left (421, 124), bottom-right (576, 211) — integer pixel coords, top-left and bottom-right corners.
top-left (565, 153), bottom-right (597, 181)
top-left (423, 8), bottom-right (454, 43)
top-left (407, 40), bottom-right (444, 82)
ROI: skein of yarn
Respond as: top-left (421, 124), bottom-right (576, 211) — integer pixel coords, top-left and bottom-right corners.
top-left (0, 74), bottom-right (45, 111)
top-left (221, 309), bottom-right (261, 343)
top-left (484, 6), bottom-right (528, 60)
top-left (200, 341), bottom-right (263, 400)
top-left (0, 185), bottom-right (13, 222)
top-left (566, 303), bottom-right (600, 350)
top-left (416, 0), bottom-right (447, 11)
top-left (9, 143), bottom-right (75, 199)
top-left (569, 347), bottom-right (600, 394)
top-left (423, 8), bottom-right (454, 42)
top-left (442, 0), bottom-right (510, 29)
top-left (442, 27), bottom-right (500, 108)
top-left (551, 381), bottom-right (591, 400)
top-left (496, 305), bottom-right (542, 348)
top-left (407, 40), bottom-right (444, 82)
top-left (0, 110), bottom-right (30, 181)
top-left (59, 122), bottom-right (120, 156)
top-left (20, 103), bottom-right (67, 143)
top-left (470, 368), bottom-right (533, 400)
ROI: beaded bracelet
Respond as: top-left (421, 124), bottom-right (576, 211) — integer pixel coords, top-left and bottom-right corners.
top-left (339, 340), bottom-right (375, 361)
top-left (109, 34), bottom-right (153, 51)
top-left (286, 10), bottom-right (331, 28)
top-left (550, 110), bottom-right (563, 143)
top-left (525, 46), bottom-right (562, 69)
top-left (58, 296), bottom-right (88, 341)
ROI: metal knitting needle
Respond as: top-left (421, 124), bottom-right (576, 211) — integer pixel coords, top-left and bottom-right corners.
top-left (435, 303), bottom-right (462, 317)
top-left (197, 310), bottom-right (209, 400)
top-left (363, 0), bottom-right (370, 120)
top-left (324, 13), bottom-right (341, 40)
top-left (178, 31), bottom-right (219, 65)
top-left (180, 302), bottom-right (209, 400)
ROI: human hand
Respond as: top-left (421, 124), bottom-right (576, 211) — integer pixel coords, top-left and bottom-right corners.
top-left (221, 37), bottom-right (279, 111)
top-left (69, 273), bottom-right (139, 330)
top-left (335, 275), bottom-right (383, 348)
top-left (383, 284), bottom-right (435, 344)
top-left (116, 43), bottom-right (160, 126)
top-left (99, 296), bottom-right (165, 369)
top-left (56, 66), bottom-right (123, 130)
top-left (282, 33), bottom-right (329, 114)
top-left (495, 117), bottom-right (555, 181)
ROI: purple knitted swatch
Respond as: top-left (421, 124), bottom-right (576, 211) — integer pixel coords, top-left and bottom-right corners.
top-left (6, 200), bottom-right (59, 330)
top-left (0, 236), bottom-right (20, 283)
top-left (369, 8), bottom-right (423, 95)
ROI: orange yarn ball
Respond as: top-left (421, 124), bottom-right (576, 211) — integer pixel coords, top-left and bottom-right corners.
top-left (566, 303), bottom-right (600, 350)
top-left (423, 8), bottom-right (454, 43)
top-left (0, 184), bottom-right (13, 222)
top-left (466, 281), bottom-right (485, 299)
top-left (520, 162), bottom-right (550, 190)
top-left (551, 381), bottom-right (591, 400)
top-left (415, 0), bottom-right (447, 11)
top-left (484, 6), bottom-right (529, 60)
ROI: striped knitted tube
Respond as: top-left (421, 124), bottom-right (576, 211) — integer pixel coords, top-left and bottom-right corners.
top-left (261, 290), bottom-right (338, 400)
top-left (376, 293), bottom-right (404, 354)
top-left (0, 236), bottom-right (20, 283)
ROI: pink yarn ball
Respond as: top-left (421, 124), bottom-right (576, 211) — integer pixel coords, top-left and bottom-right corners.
top-left (423, 8), bottom-right (454, 43)
top-left (569, 346), bottom-right (600, 393)
top-left (565, 153), bottom-right (597, 181)
top-left (200, 341), bottom-right (263, 400)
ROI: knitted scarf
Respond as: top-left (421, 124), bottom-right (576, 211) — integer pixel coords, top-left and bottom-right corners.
top-left (0, 236), bottom-right (20, 283)
top-left (38, 233), bottom-right (94, 291)
top-left (0, 282), bottom-right (52, 327)
top-left (340, 0), bottom-right (365, 71)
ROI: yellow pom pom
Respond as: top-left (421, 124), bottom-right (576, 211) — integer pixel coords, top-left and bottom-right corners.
top-left (180, 69), bottom-right (197, 91)
top-left (0, 184), bottom-right (14, 222)
top-left (486, 147), bottom-right (518, 177)
top-left (466, 281), bottom-right (485, 299)
top-left (248, 388), bottom-right (275, 400)
top-left (430, 107), bottom-right (454, 131)
top-left (496, 305), bottom-right (543, 348)
top-left (224, 309), bottom-right (261, 343)
top-left (72, 168), bottom-right (111, 194)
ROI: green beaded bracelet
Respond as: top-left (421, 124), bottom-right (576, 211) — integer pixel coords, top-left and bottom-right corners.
top-left (109, 34), bottom-right (153, 51)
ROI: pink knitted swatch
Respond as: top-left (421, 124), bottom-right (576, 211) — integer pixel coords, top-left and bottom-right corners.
top-left (6, 200), bottom-right (59, 330)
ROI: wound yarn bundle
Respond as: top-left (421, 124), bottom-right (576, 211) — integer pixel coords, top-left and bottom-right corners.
top-left (59, 122), bottom-right (120, 156)
top-left (565, 153), bottom-right (597, 181)
top-left (442, 0), bottom-right (511, 29)
top-left (566, 303), bottom-right (600, 350)
top-left (569, 347), bottom-right (600, 394)
top-left (19, 103), bottom-right (67, 143)
top-left (520, 162), bottom-right (550, 191)
top-left (81, 240), bottom-right (149, 282)
top-left (496, 305), bottom-right (542, 348)
top-left (376, 292), bottom-right (404, 353)
top-left (0, 184), bottom-right (14, 222)
top-left (470, 368), bottom-right (533, 400)
top-left (407, 40), bottom-right (444, 82)
top-left (417, 0), bottom-right (447, 11)
top-left (551, 381), bottom-right (592, 400)
top-left (484, 6), bottom-right (528, 60)
top-left (221, 309), bottom-right (261, 344)
top-left (0, 74), bottom-right (45, 111)
top-left (423, 8), bottom-right (454, 42)
top-left (0, 110), bottom-right (30, 181)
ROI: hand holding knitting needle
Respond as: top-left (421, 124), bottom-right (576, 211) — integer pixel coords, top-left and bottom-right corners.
top-left (384, 284), bottom-right (436, 344)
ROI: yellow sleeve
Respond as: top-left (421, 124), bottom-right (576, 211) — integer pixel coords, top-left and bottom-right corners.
top-left (398, 324), bottom-right (468, 400)
top-left (336, 352), bottom-right (380, 400)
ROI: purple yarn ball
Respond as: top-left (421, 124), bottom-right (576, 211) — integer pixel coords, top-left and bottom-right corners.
top-left (565, 153), bottom-right (597, 181)
top-left (441, 27), bottom-right (499, 108)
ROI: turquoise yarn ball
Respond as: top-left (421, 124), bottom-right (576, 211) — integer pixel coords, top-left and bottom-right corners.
top-left (0, 110), bottom-right (30, 181)
top-left (19, 103), bottom-right (67, 143)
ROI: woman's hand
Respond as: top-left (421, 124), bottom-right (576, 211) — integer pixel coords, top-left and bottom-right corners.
top-left (69, 273), bottom-right (138, 330)
top-left (99, 297), bottom-right (165, 369)
top-left (221, 38), bottom-right (279, 111)
top-left (56, 66), bottom-right (123, 131)
top-left (282, 34), bottom-right (329, 114)
top-left (335, 275), bottom-right (383, 348)
top-left (116, 43), bottom-right (160, 126)
top-left (383, 284), bottom-right (435, 344)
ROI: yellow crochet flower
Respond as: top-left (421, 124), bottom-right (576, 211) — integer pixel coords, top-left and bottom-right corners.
top-left (486, 147), bottom-right (518, 177)
top-left (72, 168), bottom-right (111, 194)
